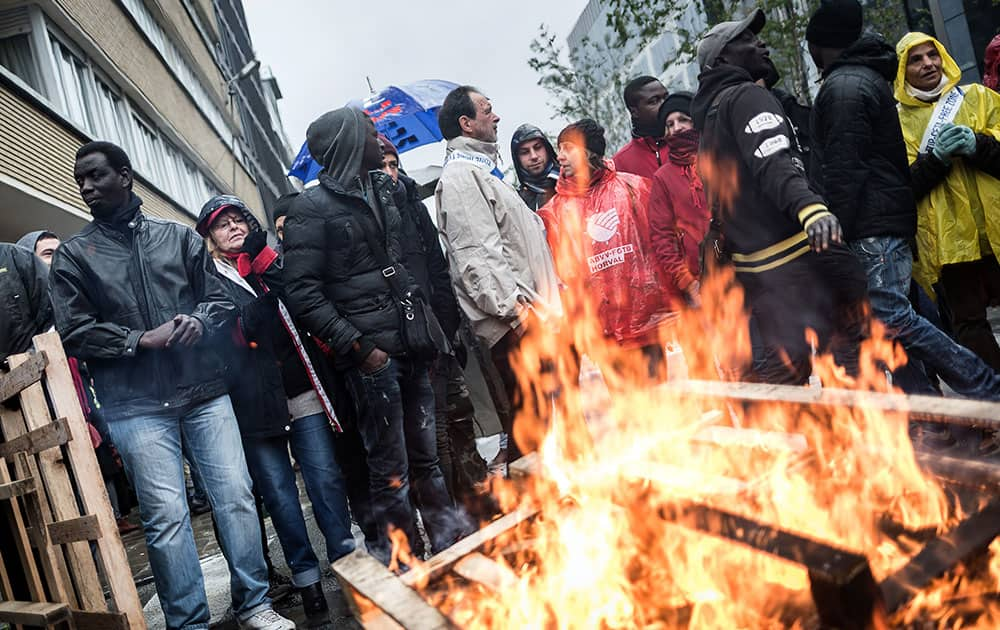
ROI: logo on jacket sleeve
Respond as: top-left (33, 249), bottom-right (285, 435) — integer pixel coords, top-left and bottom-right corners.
top-left (745, 112), bottom-right (784, 133)
top-left (586, 208), bottom-right (620, 242)
top-left (754, 135), bottom-right (790, 158)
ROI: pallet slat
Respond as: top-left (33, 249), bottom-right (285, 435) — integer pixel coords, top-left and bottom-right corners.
top-left (0, 351), bottom-right (47, 403)
top-left (48, 514), bottom-right (103, 545)
top-left (333, 550), bottom-right (452, 629)
top-left (0, 600), bottom-right (70, 626)
top-left (0, 477), bottom-right (36, 500)
top-left (0, 417), bottom-right (72, 459)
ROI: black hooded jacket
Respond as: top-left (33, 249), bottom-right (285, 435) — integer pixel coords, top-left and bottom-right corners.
top-left (1, 243), bottom-right (53, 363)
top-left (810, 35), bottom-right (917, 241)
top-left (50, 194), bottom-right (235, 418)
top-left (692, 65), bottom-right (829, 270)
top-left (511, 124), bottom-right (558, 211)
top-left (391, 174), bottom-right (460, 340)
top-left (283, 109), bottom-right (420, 367)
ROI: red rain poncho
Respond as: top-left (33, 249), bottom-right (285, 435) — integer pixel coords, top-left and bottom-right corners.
top-left (538, 160), bottom-right (672, 348)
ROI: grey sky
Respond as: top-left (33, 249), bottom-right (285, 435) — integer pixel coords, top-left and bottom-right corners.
top-left (243, 0), bottom-right (590, 173)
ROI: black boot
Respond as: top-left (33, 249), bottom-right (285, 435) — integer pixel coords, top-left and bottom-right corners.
top-left (300, 582), bottom-right (328, 617)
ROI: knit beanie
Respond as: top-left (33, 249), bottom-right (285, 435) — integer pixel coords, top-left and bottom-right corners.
top-left (378, 133), bottom-right (398, 160)
top-left (658, 92), bottom-right (693, 127)
top-left (806, 0), bottom-right (863, 49)
top-left (557, 119), bottom-right (607, 159)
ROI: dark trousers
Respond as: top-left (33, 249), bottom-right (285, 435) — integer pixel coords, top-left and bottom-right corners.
top-left (346, 357), bottom-right (468, 559)
top-left (939, 256), bottom-right (1000, 373)
top-left (739, 244), bottom-right (868, 385)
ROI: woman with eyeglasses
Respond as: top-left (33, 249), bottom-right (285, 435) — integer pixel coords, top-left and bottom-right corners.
top-left (196, 194), bottom-right (361, 622)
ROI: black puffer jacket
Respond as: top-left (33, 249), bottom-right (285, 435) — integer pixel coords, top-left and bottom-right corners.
top-left (50, 194), bottom-right (235, 419)
top-left (284, 172), bottom-right (418, 367)
top-left (692, 65), bottom-right (829, 269)
top-left (1, 243), bottom-right (53, 363)
top-left (810, 35), bottom-right (917, 241)
top-left (392, 174), bottom-right (460, 340)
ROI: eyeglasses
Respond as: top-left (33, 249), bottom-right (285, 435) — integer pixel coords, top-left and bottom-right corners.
top-left (211, 216), bottom-right (247, 231)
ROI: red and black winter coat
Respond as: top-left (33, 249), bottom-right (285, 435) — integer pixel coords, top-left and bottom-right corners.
top-left (648, 145), bottom-right (710, 305)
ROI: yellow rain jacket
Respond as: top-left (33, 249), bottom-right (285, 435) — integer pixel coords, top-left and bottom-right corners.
top-left (894, 32), bottom-right (1000, 294)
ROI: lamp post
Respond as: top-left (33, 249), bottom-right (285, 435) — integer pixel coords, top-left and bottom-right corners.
top-left (227, 59), bottom-right (260, 192)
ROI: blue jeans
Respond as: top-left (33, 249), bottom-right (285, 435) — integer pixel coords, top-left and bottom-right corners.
top-left (347, 357), bottom-right (470, 560)
top-left (106, 395), bottom-right (270, 629)
top-left (850, 237), bottom-right (1000, 400)
top-left (242, 413), bottom-right (355, 587)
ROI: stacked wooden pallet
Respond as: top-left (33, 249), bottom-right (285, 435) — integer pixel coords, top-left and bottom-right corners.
top-left (0, 332), bottom-right (145, 629)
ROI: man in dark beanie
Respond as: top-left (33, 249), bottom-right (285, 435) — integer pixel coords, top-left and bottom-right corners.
top-left (808, 0), bottom-right (1000, 399)
top-left (539, 119), bottom-right (673, 382)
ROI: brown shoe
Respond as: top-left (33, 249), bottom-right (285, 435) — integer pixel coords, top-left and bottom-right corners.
top-left (117, 517), bottom-right (140, 535)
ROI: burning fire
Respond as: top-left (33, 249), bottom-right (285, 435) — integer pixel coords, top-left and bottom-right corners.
top-left (393, 159), bottom-right (1000, 628)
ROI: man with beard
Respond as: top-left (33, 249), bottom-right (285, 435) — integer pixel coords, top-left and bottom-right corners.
top-left (895, 33), bottom-right (1000, 372)
top-left (50, 142), bottom-right (292, 629)
top-left (692, 8), bottom-right (868, 385)
top-left (613, 76), bottom-right (669, 178)
top-left (511, 124), bottom-right (559, 210)
top-left (808, 0), bottom-right (1000, 399)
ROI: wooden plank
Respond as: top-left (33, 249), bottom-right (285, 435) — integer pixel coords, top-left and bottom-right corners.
top-left (332, 549), bottom-right (452, 629)
top-left (0, 600), bottom-right (70, 626)
top-left (665, 380), bottom-right (1000, 428)
top-left (34, 333), bottom-right (147, 628)
top-left (0, 417), bottom-right (72, 460)
top-left (0, 351), bottom-right (48, 403)
top-left (881, 496), bottom-right (1000, 613)
top-left (71, 609), bottom-right (130, 630)
top-left (0, 453), bottom-right (46, 602)
top-left (0, 477), bottom-right (36, 500)
top-left (48, 514), bottom-right (102, 546)
top-left (8, 350), bottom-right (101, 610)
top-left (452, 552), bottom-right (517, 592)
top-left (400, 505), bottom-right (540, 588)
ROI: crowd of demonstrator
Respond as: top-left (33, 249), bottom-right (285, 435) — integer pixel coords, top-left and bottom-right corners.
top-left (2, 2), bottom-right (1000, 628)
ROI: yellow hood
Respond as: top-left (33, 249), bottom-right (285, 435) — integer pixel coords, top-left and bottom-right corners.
top-left (894, 32), bottom-right (962, 107)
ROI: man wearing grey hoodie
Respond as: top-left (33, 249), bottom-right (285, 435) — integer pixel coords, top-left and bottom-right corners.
top-left (283, 107), bottom-right (468, 560)
top-left (16, 230), bottom-right (61, 266)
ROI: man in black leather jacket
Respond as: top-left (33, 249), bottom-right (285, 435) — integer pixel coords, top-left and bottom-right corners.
top-left (50, 142), bottom-right (293, 630)
top-left (283, 109), bottom-right (468, 561)
top-left (808, 0), bottom-right (1000, 401)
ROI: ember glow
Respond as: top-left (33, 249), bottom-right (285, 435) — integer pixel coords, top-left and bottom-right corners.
top-left (393, 161), bottom-right (1000, 628)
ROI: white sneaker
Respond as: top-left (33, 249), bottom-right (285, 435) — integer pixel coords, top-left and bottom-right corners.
top-left (239, 608), bottom-right (296, 629)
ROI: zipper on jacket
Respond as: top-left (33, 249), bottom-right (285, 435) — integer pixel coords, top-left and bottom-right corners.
top-left (130, 216), bottom-right (166, 404)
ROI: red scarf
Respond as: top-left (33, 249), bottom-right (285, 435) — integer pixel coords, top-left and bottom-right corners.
top-left (665, 129), bottom-right (704, 210)
top-left (222, 250), bottom-right (252, 277)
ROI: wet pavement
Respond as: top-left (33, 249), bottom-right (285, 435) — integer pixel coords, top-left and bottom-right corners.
top-left (123, 472), bottom-right (363, 629)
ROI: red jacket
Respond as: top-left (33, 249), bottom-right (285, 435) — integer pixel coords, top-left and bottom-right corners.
top-left (538, 161), bottom-right (671, 347)
top-left (985, 34), bottom-right (1000, 91)
top-left (648, 156), bottom-right (710, 303)
top-left (613, 136), bottom-right (668, 179)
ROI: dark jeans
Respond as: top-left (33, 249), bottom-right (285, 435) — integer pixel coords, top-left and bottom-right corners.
top-left (242, 413), bottom-right (356, 588)
top-left (851, 237), bottom-right (1000, 400)
top-left (939, 256), bottom-right (1000, 372)
top-left (346, 357), bottom-right (467, 559)
top-left (490, 331), bottom-right (558, 461)
top-left (738, 244), bottom-right (868, 385)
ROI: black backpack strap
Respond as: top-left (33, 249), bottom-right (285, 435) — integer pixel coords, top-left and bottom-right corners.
top-left (348, 201), bottom-right (412, 303)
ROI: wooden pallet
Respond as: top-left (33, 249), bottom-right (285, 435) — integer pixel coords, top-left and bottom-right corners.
top-left (0, 332), bottom-right (145, 629)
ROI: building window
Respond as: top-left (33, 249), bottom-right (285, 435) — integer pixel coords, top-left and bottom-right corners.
top-left (0, 32), bottom-right (42, 91)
